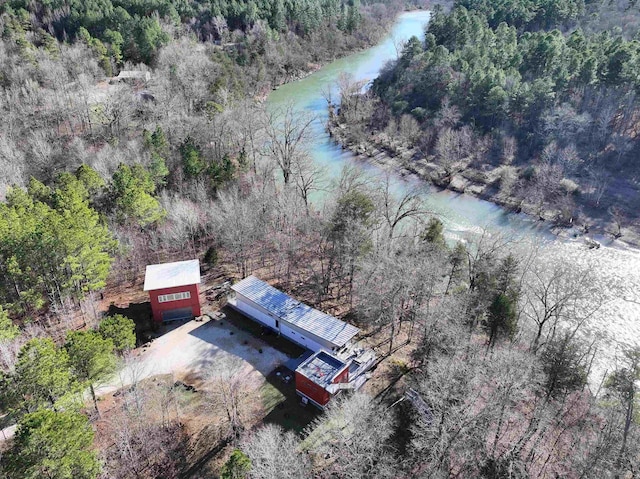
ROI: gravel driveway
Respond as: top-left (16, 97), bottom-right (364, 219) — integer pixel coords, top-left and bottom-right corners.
top-left (98, 316), bottom-right (289, 395)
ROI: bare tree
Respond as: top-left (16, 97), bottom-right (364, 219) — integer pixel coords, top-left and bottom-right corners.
top-left (205, 366), bottom-right (251, 443)
top-left (434, 126), bottom-right (474, 177)
top-left (356, 240), bottom-right (444, 353)
top-left (243, 424), bottom-right (310, 479)
top-left (336, 73), bottom-right (368, 124)
top-left (212, 15), bottom-right (229, 42)
top-left (235, 100), bottom-right (266, 176)
top-left (501, 135), bottom-right (517, 165)
top-left (212, 189), bottom-right (268, 277)
top-left (377, 174), bottom-right (429, 241)
top-left (605, 347), bottom-right (640, 470)
top-left (101, 378), bottom-right (188, 479)
top-left (522, 256), bottom-right (608, 352)
top-left (307, 393), bottom-right (396, 479)
top-left (587, 166), bottom-right (611, 207)
top-left (291, 151), bottom-right (326, 212)
top-left (607, 206), bottom-right (627, 239)
top-left (263, 105), bottom-right (315, 184)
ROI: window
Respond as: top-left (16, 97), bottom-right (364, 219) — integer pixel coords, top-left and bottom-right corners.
top-left (157, 291), bottom-right (191, 303)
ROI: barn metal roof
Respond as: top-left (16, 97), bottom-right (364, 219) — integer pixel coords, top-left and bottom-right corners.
top-left (231, 276), bottom-right (359, 348)
top-left (143, 259), bottom-right (201, 291)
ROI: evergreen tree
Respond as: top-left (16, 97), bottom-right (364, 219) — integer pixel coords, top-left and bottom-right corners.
top-left (65, 330), bottom-right (116, 415)
top-left (180, 137), bottom-right (206, 178)
top-left (111, 163), bottom-right (165, 227)
top-left (51, 174), bottom-right (116, 296)
top-left (421, 217), bottom-right (446, 246)
top-left (346, 0), bottom-right (361, 33)
top-left (14, 338), bottom-right (75, 412)
top-left (484, 292), bottom-right (518, 348)
top-left (0, 175), bottom-right (115, 311)
top-left (541, 332), bottom-right (589, 399)
top-left (271, 0), bottom-right (287, 32)
top-left (104, 29), bottom-right (124, 68)
top-left (445, 241), bottom-right (468, 295)
top-left (75, 165), bottom-right (106, 199)
top-left (605, 348), bottom-right (640, 466)
top-left (98, 314), bottom-right (136, 353)
top-left (0, 305), bottom-right (19, 341)
top-left (3, 409), bottom-right (100, 479)
top-left (221, 449), bottom-right (251, 479)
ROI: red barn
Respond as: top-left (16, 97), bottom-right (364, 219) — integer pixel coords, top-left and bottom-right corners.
top-left (143, 259), bottom-right (201, 323)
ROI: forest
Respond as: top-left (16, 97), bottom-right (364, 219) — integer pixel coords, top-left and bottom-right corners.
top-left (0, 0), bottom-right (639, 478)
top-left (333, 0), bottom-right (640, 240)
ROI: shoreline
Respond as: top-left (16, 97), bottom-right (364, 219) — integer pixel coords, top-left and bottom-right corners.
top-left (253, 6), bottom-right (430, 103)
top-left (327, 121), bottom-right (640, 251)
top-left (254, 8), bottom-right (419, 103)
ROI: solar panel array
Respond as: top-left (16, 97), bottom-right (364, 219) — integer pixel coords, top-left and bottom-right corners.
top-left (231, 275), bottom-right (359, 348)
top-left (297, 351), bottom-right (348, 388)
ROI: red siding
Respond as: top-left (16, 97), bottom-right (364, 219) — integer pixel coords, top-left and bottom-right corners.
top-left (332, 366), bottom-right (349, 385)
top-left (148, 284), bottom-right (201, 322)
top-left (295, 372), bottom-right (330, 406)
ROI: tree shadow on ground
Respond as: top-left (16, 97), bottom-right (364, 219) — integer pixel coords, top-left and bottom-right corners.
top-left (221, 306), bottom-right (306, 358)
top-left (261, 365), bottom-right (321, 435)
top-left (107, 301), bottom-right (155, 344)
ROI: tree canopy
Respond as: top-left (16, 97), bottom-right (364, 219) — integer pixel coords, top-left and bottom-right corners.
top-left (98, 314), bottom-right (137, 353)
top-left (1, 0), bottom-right (364, 66)
top-left (111, 163), bottom-right (166, 227)
top-left (13, 338), bottom-right (76, 413)
top-left (0, 170), bottom-right (115, 313)
top-left (65, 330), bottom-right (116, 414)
top-left (2, 409), bottom-right (100, 479)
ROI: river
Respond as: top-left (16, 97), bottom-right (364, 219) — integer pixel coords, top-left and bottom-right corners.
top-left (266, 11), bottom-right (640, 374)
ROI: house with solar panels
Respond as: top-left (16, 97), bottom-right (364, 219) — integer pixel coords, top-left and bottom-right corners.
top-left (228, 275), bottom-right (375, 408)
top-left (229, 275), bottom-right (359, 353)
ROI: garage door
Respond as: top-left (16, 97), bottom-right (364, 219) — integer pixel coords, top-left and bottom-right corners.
top-left (161, 307), bottom-right (193, 322)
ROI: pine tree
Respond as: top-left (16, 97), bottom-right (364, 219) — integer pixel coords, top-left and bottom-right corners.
top-left (14, 338), bottom-right (76, 412)
top-left (221, 449), bottom-right (251, 479)
top-left (98, 314), bottom-right (136, 353)
top-left (0, 306), bottom-right (19, 341)
top-left (111, 163), bottom-right (166, 227)
top-left (421, 217), bottom-right (446, 246)
top-left (485, 292), bottom-right (518, 348)
top-left (0, 173), bottom-right (115, 311)
top-left (65, 330), bottom-right (116, 416)
top-left (3, 409), bottom-right (100, 479)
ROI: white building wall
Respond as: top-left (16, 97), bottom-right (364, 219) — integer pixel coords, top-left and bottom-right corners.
top-left (279, 323), bottom-right (325, 352)
top-left (234, 297), bottom-right (277, 329)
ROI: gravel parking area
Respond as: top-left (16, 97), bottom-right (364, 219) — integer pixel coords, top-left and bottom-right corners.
top-left (98, 316), bottom-right (290, 395)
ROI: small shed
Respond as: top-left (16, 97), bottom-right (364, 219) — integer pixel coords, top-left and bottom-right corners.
top-left (116, 70), bottom-right (151, 82)
top-left (228, 276), bottom-right (359, 352)
top-left (143, 260), bottom-right (201, 323)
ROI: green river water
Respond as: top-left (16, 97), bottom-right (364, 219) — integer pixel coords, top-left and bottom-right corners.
top-left (266, 11), bottom-right (640, 366)
top-left (267, 11), bottom-right (553, 243)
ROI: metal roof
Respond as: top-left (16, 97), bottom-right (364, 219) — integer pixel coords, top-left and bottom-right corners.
top-left (143, 260), bottom-right (201, 291)
top-left (231, 276), bottom-right (359, 348)
top-left (296, 351), bottom-right (348, 388)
